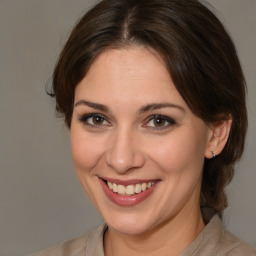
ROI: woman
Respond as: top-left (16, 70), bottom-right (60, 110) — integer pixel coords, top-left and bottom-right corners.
top-left (31, 0), bottom-right (256, 255)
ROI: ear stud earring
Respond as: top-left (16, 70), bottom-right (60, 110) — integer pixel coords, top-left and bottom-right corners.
top-left (212, 151), bottom-right (216, 159)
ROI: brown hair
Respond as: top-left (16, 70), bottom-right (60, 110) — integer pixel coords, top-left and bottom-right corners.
top-left (50, 0), bottom-right (247, 216)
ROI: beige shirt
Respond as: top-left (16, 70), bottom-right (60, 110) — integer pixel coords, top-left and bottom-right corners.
top-left (29, 215), bottom-right (256, 256)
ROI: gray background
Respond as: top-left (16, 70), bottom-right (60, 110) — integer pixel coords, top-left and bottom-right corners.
top-left (0, 1), bottom-right (255, 255)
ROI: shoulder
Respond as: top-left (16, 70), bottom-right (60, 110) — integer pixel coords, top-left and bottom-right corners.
top-left (28, 234), bottom-right (89, 256)
top-left (28, 224), bottom-right (106, 256)
top-left (203, 215), bottom-right (256, 255)
top-left (218, 230), bottom-right (256, 255)
top-left (182, 214), bottom-right (256, 256)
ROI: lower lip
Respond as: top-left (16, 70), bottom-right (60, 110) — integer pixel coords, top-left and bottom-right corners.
top-left (99, 179), bottom-right (159, 207)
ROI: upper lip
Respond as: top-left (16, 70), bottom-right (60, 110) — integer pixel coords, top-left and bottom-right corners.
top-left (100, 177), bottom-right (160, 186)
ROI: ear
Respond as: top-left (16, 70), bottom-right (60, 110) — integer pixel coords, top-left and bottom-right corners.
top-left (204, 118), bottom-right (232, 159)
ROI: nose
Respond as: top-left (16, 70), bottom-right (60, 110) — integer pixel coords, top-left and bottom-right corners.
top-left (105, 129), bottom-right (145, 174)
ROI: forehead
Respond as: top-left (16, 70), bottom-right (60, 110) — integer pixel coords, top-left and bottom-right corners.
top-left (88, 46), bottom-right (168, 79)
top-left (75, 47), bottom-right (188, 110)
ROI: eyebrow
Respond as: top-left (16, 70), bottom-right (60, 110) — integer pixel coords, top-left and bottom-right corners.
top-left (74, 100), bottom-right (109, 112)
top-left (74, 100), bottom-right (185, 114)
top-left (138, 103), bottom-right (185, 114)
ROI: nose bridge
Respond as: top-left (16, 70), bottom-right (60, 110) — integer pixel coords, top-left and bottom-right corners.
top-left (105, 126), bottom-right (145, 173)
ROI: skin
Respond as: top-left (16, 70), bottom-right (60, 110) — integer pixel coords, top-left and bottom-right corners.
top-left (70, 47), bottom-right (231, 256)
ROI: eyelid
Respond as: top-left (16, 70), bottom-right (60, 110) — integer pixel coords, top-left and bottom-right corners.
top-left (78, 113), bottom-right (111, 127)
top-left (78, 113), bottom-right (175, 130)
top-left (143, 115), bottom-right (176, 129)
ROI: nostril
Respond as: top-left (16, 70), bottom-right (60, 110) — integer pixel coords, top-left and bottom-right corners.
top-left (104, 135), bottom-right (146, 174)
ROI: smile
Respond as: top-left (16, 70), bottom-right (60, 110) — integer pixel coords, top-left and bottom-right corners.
top-left (107, 181), bottom-right (157, 196)
top-left (99, 178), bottom-right (160, 206)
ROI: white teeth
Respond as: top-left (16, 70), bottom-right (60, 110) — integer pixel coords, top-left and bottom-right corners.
top-left (106, 181), bottom-right (157, 196)
top-left (141, 183), bottom-right (147, 191)
top-left (117, 185), bottom-right (126, 195)
top-left (113, 183), bottom-right (118, 193)
top-left (126, 185), bottom-right (135, 195)
top-left (107, 181), bottom-right (113, 190)
top-left (135, 184), bottom-right (142, 193)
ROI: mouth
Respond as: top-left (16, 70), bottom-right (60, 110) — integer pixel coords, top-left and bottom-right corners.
top-left (106, 180), bottom-right (157, 196)
top-left (99, 178), bottom-right (160, 206)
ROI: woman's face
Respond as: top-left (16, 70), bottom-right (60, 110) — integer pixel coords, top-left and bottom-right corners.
top-left (71, 47), bottom-right (213, 235)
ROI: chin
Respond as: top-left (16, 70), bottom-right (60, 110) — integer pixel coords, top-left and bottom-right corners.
top-left (104, 211), bottom-right (159, 235)
top-left (110, 221), bottom-right (151, 235)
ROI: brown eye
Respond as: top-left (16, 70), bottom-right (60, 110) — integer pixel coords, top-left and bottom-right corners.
top-left (144, 115), bottom-right (176, 130)
top-left (79, 114), bottom-right (110, 127)
top-left (92, 115), bottom-right (104, 125)
top-left (153, 117), bottom-right (166, 127)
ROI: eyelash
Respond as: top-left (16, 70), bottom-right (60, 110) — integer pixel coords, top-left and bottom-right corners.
top-left (78, 113), bottom-right (111, 128)
top-left (143, 115), bottom-right (176, 130)
top-left (78, 113), bottom-right (176, 130)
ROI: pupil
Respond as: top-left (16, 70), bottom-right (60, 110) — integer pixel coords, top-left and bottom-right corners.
top-left (154, 118), bottom-right (164, 126)
top-left (93, 116), bottom-right (103, 124)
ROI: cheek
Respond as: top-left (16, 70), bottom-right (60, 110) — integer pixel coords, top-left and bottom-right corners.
top-left (70, 128), bottom-right (106, 200)
top-left (148, 127), bottom-right (207, 176)
top-left (70, 128), bottom-right (104, 173)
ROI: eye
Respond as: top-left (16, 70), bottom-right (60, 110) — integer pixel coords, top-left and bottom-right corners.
top-left (78, 114), bottom-right (110, 127)
top-left (144, 115), bottom-right (176, 130)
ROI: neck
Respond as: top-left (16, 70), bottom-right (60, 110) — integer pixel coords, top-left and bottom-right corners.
top-left (104, 207), bottom-right (205, 256)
